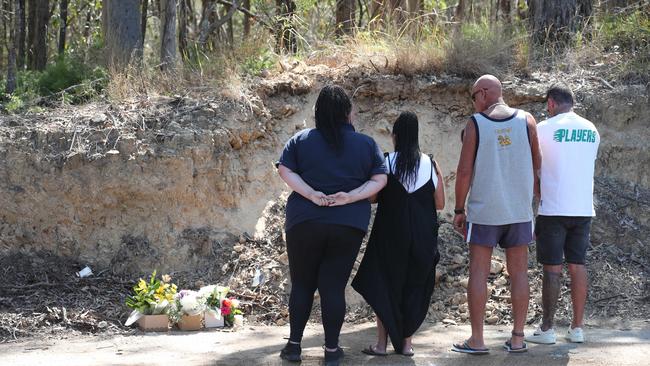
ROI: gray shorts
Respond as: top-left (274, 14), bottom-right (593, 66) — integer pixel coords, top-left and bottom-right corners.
top-left (466, 221), bottom-right (534, 248)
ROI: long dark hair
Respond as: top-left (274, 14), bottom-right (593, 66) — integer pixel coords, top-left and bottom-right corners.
top-left (315, 85), bottom-right (352, 151)
top-left (392, 111), bottom-right (421, 188)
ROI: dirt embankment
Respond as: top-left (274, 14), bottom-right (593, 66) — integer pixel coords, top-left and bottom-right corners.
top-left (0, 65), bottom-right (648, 341)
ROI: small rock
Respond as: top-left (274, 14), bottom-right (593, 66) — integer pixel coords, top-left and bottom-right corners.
top-left (90, 113), bottom-right (107, 125)
top-left (460, 278), bottom-right (469, 288)
top-left (233, 244), bottom-right (244, 253)
top-left (452, 254), bottom-right (465, 265)
top-left (277, 252), bottom-right (289, 265)
top-left (495, 277), bottom-right (508, 286)
top-left (490, 260), bottom-right (504, 274)
top-left (276, 318), bottom-right (287, 326)
top-left (486, 315), bottom-right (499, 324)
top-left (460, 313), bottom-right (468, 321)
top-left (239, 235), bottom-right (246, 244)
top-left (442, 318), bottom-right (457, 326)
top-left (98, 321), bottom-right (108, 329)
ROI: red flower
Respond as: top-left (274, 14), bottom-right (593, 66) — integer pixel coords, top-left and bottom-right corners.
top-left (221, 306), bottom-right (231, 316)
top-left (222, 298), bottom-right (232, 308)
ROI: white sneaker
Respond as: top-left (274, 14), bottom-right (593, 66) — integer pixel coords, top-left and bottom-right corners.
top-left (567, 327), bottom-right (585, 343)
top-left (525, 326), bottom-right (557, 344)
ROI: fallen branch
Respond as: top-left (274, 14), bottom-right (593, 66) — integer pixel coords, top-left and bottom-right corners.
top-left (594, 294), bottom-right (623, 303)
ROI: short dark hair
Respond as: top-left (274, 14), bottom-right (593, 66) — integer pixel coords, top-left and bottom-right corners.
top-left (315, 85), bottom-right (352, 151)
top-left (546, 83), bottom-right (575, 106)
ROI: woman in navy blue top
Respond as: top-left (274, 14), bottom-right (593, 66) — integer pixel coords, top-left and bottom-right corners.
top-left (277, 85), bottom-right (388, 363)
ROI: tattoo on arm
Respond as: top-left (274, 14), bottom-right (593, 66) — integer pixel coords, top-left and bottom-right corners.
top-left (355, 181), bottom-right (370, 195)
top-left (542, 270), bottom-right (562, 330)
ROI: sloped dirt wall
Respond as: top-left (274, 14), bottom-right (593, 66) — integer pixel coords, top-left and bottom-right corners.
top-left (0, 72), bottom-right (647, 274)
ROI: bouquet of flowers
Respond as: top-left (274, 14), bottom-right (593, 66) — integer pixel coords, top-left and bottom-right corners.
top-left (175, 290), bottom-right (205, 316)
top-left (201, 285), bottom-right (230, 311)
top-left (124, 271), bottom-right (177, 326)
top-left (221, 297), bottom-right (243, 327)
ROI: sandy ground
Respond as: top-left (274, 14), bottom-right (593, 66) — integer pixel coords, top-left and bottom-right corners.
top-left (1, 321), bottom-right (648, 366)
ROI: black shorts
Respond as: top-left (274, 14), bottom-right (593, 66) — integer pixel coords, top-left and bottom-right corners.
top-left (535, 215), bottom-right (592, 265)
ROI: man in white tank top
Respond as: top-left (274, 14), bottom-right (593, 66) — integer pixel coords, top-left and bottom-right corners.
top-left (526, 84), bottom-right (600, 345)
top-left (452, 75), bottom-right (542, 355)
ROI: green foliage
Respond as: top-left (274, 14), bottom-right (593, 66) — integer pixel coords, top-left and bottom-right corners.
top-left (3, 57), bottom-right (107, 113)
top-left (595, 11), bottom-right (650, 83)
top-left (37, 58), bottom-right (107, 103)
top-left (599, 11), bottom-right (650, 52)
top-left (241, 50), bottom-right (277, 76)
top-left (125, 271), bottom-right (177, 315)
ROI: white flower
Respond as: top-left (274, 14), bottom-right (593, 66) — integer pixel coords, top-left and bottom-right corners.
top-left (178, 290), bottom-right (204, 315)
top-left (198, 285), bottom-right (216, 297)
top-left (230, 299), bottom-right (240, 308)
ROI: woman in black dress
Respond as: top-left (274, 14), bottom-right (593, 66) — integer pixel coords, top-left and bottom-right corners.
top-left (352, 111), bottom-right (445, 356)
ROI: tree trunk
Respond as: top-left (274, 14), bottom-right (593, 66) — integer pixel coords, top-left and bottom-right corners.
top-left (455, 0), bottom-right (465, 21)
top-left (528, 0), bottom-right (582, 46)
top-left (141, 0), bottom-right (149, 48)
top-left (6, 0), bottom-right (17, 94)
top-left (275, 0), bottom-right (296, 53)
top-left (103, 0), bottom-right (143, 69)
top-left (406, 0), bottom-right (423, 14)
top-left (179, 0), bottom-right (188, 59)
top-left (17, 0), bottom-right (25, 69)
top-left (160, 0), bottom-right (177, 70)
top-left (58, 0), bottom-right (69, 56)
top-left (225, 2), bottom-right (234, 46)
top-left (336, 0), bottom-right (356, 36)
top-left (242, 0), bottom-right (250, 38)
top-left (1, 0), bottom-right (7, 73)
top-left (27, 0), bottom-right (49, 70)
top-left (496, 0), bottom-right (512, 23)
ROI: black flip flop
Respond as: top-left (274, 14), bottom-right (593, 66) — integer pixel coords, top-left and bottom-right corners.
top-left (503, 340), bottom-right (528, 353)
top-left (400, 346), bottom-right (414, 357)
top-left (362, 345), bottom-right (388, 356)
top-left (451, 341), bottom-right (489, 355)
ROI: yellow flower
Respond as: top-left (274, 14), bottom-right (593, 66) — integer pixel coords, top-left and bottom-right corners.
top-left (136, 279), bottom-right (147, 292)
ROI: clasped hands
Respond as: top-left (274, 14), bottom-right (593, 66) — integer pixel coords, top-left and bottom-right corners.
top-left (309, 191), bottom-right (353, 207)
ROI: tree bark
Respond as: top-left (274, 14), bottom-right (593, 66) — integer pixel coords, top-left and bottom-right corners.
top-left (16, 0), bottom-right (25, 69)
top-left (27, 0), bottom-right (49, 70)
top-left (141, 0), bottom-right (148, 48)
top-left (455, 0), bottom-right (465, 21)
top-left (1, 0), bottom-right (7, 73)
top-left (160, 0), bottom-right (177, 70)
top-left (242, 0), bottom-right (250, 39)
top-left (275, 0), bottom-right (296, 53)
top-left (103, 0), bottom-right (143, 69)
top-left (179, 0), bottom-right (188, 59)
top-left (58, 0), bottom-right (69, 56)
top-left (529, 0), bottom-right (582, 45)
top-left (497, 0), bottom-right (512, 23)
top-left (6, 0), bottom-right (17, 94)
top-left (336, 0), bottom-right (356, 36)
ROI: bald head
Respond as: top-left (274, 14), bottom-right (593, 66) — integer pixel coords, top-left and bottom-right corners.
top-left (471, 74), bottom-right (504, 112)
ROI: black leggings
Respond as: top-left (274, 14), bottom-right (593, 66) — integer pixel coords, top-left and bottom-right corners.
top-left (286, 222), bottom-right (364, 348)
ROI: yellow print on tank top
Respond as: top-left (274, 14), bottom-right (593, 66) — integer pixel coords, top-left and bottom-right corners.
top-left (495, 127), bottom-right (512, 148)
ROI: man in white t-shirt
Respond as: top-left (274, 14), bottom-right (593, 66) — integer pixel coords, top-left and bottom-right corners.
top-left (526, 84), bottom-right (600, 345)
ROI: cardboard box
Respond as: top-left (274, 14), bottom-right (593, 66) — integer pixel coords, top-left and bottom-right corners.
top-left (178, 314), bottom-right (203, 331)
top-left (137, 314), bottom-right (169, 332)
